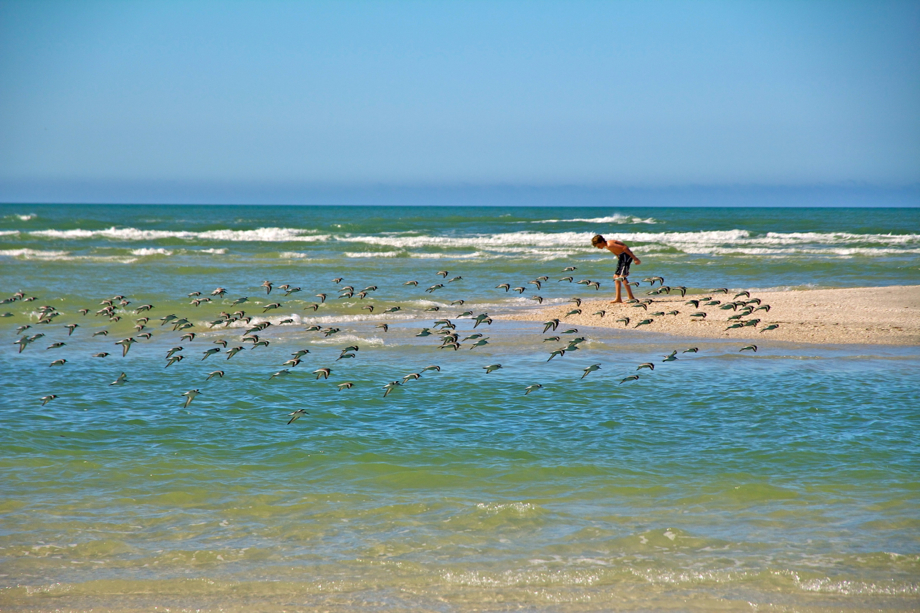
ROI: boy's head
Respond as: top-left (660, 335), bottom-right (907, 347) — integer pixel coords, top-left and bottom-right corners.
top-left (591, 234), bottom-right (606, 248)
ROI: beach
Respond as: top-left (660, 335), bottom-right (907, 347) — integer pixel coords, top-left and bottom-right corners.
top-left (1, 204), bottom-right (919, 612)
top-left (504, 285), bottom-right (920, 345)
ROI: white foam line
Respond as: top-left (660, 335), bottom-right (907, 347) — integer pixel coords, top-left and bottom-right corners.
top-left (531, 215), bottom-right (658, 224)
top-left (0, 248), bottom-right (70, 258)
top-left (130, 248), bottom-right (173, 256)
top-left (344, 251), bottom-right (404, 258)
top-left (28, 227), bottom-right (330, 242)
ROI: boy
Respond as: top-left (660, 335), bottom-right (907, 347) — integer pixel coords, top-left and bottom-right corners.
top-left (591, 234), bottom-right (641, 303)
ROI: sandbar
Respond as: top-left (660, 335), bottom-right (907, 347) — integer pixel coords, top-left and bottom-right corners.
top-left (501, 285), bottom-right (920, 345)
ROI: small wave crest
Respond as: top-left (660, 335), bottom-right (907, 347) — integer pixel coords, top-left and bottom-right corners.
top-left (796, 576), bottom-right (919, 596)
top-left (345, 251), bottom-right (405, 258)
top-left (532, 214), bottom-right (658, 224)
top-left (0, 248), bottom-right (70, 259)
top-left (28, 227), bottom-right (330, 242)
top-left (130, 248), bottom-right (173, 256)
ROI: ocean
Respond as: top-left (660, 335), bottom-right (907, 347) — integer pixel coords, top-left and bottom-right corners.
top-left (1, 204), bottom-right (918, 611)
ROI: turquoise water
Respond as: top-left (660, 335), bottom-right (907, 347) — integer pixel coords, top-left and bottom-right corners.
top-left (1, 204), bottom-right (919, 611)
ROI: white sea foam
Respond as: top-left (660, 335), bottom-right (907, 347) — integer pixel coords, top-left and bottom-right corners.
top-left (302, 313), bottom-right (418, 325)
top-left (705, 247), bottom-right (920, 257)
top-left (28, 227), bottom-right (330, 242)
top-left (532, 214), bottom-right (658, 224)
top-left (337, 231), bottom-right (591, 249)
top-left (476, 502), bottom-right (539, 515)
top-left (344, 251), bottom-right (404, 258)
top-left (130, 248), bottom-right (173, 256)
top-left (17, 214), bottom-right (36, 221)
top-left (0, 248), bottom-right (70, 258)
top-left (16, 225), bottom-right (920, 258)
top-left (0, 249), bottom-right (138, 263)
top-left (198, 248), bottom-right (228, 254)
top-left (797, 577), bottom-right (919, 596)
top-left (408, 251), bottom-right (505, 260)
top-left (278, 251), bottom-right (311, 259)
top-left (202, 313), bottom-right (310, 329)
top-left (0, 230), bottom-right (21, 236)
top-left (308, 333), bottom-right (386, 346)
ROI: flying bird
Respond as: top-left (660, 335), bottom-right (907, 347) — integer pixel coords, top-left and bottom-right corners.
top-left (182, 389), bottom-right (200, 408)
top-left (115, 337), bottom-right (137, 357)
top-left (287, 409), bottom-right (308, 424)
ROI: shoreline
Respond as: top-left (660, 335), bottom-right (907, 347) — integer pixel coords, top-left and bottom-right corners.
top-left (500, 285), bottom-right (920, 346)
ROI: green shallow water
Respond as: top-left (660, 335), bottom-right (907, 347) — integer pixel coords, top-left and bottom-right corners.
top-left (1, 204), bottom-right (919, 611)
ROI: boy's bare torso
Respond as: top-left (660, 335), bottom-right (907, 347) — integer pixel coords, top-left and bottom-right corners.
top-left (603, 240), bottom-right (629, 256)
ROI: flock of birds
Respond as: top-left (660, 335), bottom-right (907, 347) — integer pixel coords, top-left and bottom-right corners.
top-left (4, 268), bottom-right (772, 423)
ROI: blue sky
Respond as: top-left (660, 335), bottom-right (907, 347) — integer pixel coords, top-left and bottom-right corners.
top-left (1, 0), bottom-right (918, 204)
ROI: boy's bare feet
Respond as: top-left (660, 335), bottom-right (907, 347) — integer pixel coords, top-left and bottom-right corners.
top-left (609, 300), bottom-right (623, 304)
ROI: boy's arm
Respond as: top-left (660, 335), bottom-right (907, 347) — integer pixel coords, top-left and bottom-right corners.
top-left (624, 245), bottom-right (641, 265)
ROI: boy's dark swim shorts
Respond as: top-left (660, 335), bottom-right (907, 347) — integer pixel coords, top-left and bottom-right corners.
top-left (615, 252), bottom-right (633, 278)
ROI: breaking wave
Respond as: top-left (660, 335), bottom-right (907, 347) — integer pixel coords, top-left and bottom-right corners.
top-left (27, 227), bottom-right (330, 242)
top-left (531, 214), bottom-right (658, 224)
top-left (0, 248), bottom-right (70, 259)
top-left (130, 248), bottom-right (173, 256)
top-left (6, 226), bottom-right (919, 259)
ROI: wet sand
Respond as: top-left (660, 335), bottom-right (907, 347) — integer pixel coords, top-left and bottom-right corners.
top-left (501, 285), bottom-right (920, 345)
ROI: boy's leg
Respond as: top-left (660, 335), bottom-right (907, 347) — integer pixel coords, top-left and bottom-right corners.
top-left (624, 278), bottom-right (635, 300)
top-left (611, 278), bottom-right (623, 303)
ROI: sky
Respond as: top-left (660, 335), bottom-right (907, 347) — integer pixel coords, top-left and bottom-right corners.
top-left (1, 0), bottom-right (918, 205)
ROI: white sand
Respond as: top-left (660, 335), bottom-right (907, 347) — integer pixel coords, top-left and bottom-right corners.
top-left (501, 285), bottom-right (920, 345)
